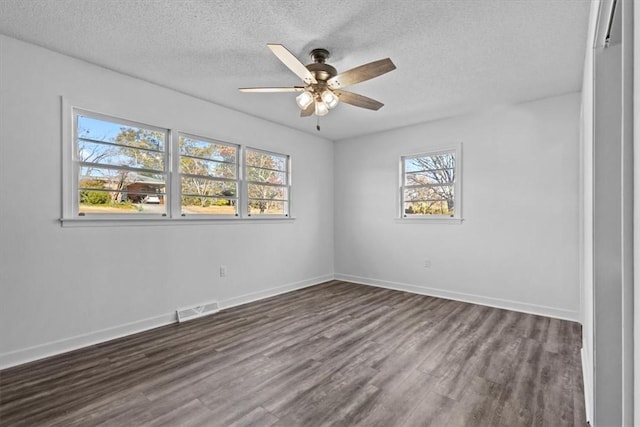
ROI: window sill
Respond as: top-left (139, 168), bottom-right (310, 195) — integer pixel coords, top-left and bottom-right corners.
top-left (60, 216), bottom-right (296, 227)
top-left (395, 217), bottom-right (464, 225)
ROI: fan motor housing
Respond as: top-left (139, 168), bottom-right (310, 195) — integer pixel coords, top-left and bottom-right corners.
top-left (306, 63), bottom-right (337, 82)
top-left (306, 48), bottom-right (336, 82)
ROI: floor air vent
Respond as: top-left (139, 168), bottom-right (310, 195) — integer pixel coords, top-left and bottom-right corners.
top-left (176, 301), bottom-right (220, 323)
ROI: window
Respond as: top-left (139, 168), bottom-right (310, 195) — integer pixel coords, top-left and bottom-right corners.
top-left (75, 112), bottom-right (168, 216)
top-left (63, 105), bottom-right (292, 223)
top-left (245, 148), bottom-right (290, 216)
top-left (179, 134), bottom-right (239, 216)
top-left (400, 145), bottom-right (461, 219)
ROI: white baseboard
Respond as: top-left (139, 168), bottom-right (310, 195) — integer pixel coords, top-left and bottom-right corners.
top-left (581, 347), bottom-right (593, 425)
top-left (0, 312), bottom-right (177, 371)
top-left (0, 274), bottom-right (334, 370)
top-left (334, 273), bottom-right (580, 322)
top-left (220, 274), bottom-right (335, 310)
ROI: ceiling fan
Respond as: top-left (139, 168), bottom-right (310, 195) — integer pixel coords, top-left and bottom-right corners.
top-left (239, 44), bottom-right (396, 121)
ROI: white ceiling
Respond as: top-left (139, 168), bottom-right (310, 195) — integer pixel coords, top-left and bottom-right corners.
top-left (0, 0), bottom-right (590, 141)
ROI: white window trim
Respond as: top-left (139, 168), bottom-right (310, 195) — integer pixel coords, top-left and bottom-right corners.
top-left (398, 143), bottom-right (463, 223)
top-left (59, 217), bottom-right (296, 227)
top-left (60, 98), bottom-right (294, 226)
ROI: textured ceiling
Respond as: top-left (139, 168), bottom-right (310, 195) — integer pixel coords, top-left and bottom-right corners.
top-left (0, 0), bottom-right (590, 141)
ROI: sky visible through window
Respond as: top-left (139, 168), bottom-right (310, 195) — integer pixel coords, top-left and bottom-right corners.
top-left (79, 116), bottom-right (129, 141)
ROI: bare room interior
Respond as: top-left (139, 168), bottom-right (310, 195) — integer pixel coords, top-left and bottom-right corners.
top-left (0, 1), bottom-right (637, 426)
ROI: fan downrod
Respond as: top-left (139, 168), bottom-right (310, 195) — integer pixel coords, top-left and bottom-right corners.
top-left (309, 48), bottom-right (330, 63)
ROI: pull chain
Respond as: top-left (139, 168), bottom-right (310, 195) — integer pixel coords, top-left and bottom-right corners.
top-left (316, 115), bottom-right (321, 131)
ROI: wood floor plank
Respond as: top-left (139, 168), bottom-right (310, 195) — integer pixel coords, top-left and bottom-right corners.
top-left (260, 340), bottom-right (382, 416)
top-left (197, 359), bottom-right (322, 425)
top-left (0, 281), bottom-right (586, 426)
top-left (445, 375), bottom-right (506, 426)
top-left (399, 391), bottom-right (457, 427)
top-left (60, 392), bottom-right (152, 427)
top-left (268, 362), bottom-right (379, 426)
top-left (227, 406), bottom-right (279, 427)
top-left (349, 369), bottom-right (437, 427)
top-left (141, 398), bottom-right (214, 427)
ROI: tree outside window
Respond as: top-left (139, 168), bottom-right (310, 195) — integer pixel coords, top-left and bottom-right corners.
top-left (401, 148), bottom-right (460, 218)
top-left (245, 149), bottom-right (289, 216)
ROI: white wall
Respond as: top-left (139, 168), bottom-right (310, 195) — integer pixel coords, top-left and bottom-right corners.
top-left (0, 35), bottom-right (335, 368)
top-left (334, 93), bottom-right (581, 320)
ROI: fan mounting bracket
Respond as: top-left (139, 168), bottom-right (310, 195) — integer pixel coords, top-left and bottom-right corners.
top-left (309, 48), bottom-right (330, 63)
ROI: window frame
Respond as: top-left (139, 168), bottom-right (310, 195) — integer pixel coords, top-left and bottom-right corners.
top-left (67, 107), bottom-right (171, 219)
top-left (244, 147), bottom-right (291, 218)
top-left (61, 99), bottom-right (293, 226)
top-left (399, 143), bottom-right (463, 223)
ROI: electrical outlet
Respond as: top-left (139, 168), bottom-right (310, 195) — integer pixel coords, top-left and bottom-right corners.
top-left (423, 259), bottom-right (431, 268)
top-left (220, 265), bottom-right (227, 277)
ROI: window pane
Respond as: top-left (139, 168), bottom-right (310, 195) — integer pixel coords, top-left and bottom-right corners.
top-left (404, 152), bottom-right (455, 173)
top-left (181, 197), bottom-right (238, 215)
top-left (181, 157), bottom-right (236, 179)
top-left (245, 150), bottom-right (286, 171)
top-left (181, 177), bottom-right (236, 198)
top-left (405, 169), bottom-right (454, 186)
top-left (79, 189), bottom-right (166, 215)
top-left (248, 200), bottom-right (287, 215)
top-left (78, 116), bottom-right (165, 151)
top-left (79, 139), bottom-right (164, 171)
top-left (246, 168), bottom-right (286, 185)
top-left (403, 201), bottom-right (454, 216)
top-left (181, 177), bottom-right (238, 215)
top-left (403, 186), bottom-right (454, 203)
top-left (79, 167), bottom-right (165, 203)
top-left (179, 136), bottom-right (237, 163)
top-left (248, 184), bottom-right (287, 201)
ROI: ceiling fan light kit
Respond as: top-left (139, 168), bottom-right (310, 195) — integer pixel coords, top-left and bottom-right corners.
top-left (315, 100), bottom-right (329, 116)
top-left (239, 44), bottom-right (396, 125)
top-left (321, 90), bottom-right (339, 109)
top-left (295, 91), bottom-right (314, 109)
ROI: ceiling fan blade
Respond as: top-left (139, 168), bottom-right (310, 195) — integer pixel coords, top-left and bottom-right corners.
top-left (300, 102), bottom-right (314, 117)
top-left (239, 86), bottom-right (304, 93)
top-left (267, 44), bottom-right (317, 85)
top-left (334, 89), bottom-right (384, 110)
top-left (327, 58), bottom-right (396, 89)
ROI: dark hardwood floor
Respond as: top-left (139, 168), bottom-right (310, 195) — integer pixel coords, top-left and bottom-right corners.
top-left (0, 280), bottom-right (586, 426)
